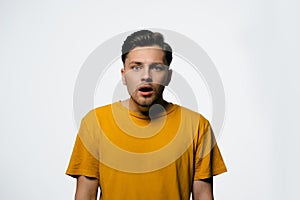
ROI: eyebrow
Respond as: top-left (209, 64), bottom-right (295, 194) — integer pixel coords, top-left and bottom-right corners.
top-left (128, 61), bottom-right (165, 65)
top-left (128, 61), bottom-right (143, 65)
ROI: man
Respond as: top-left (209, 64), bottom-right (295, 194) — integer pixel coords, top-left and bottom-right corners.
top-left (66, 30), bottom-right (227, 200)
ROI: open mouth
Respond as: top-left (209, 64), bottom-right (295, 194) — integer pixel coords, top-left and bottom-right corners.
top-left (138, 85), bottom-right (153, 95)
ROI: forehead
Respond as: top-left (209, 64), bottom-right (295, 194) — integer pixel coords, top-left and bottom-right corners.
top-left (125, 46), bottom-right (165, 64)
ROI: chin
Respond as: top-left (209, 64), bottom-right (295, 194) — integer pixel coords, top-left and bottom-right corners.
top-left (134, 97), bottom-right (156, 107)
top-left (138, 100), bottom-right (154, 107)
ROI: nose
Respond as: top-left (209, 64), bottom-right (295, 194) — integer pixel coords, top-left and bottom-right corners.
top-left (141, 67), bottom-right (152, 82)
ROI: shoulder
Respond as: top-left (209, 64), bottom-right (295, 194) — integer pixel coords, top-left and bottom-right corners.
top-left (176, 105), bottom-right (210, 127)
top-left (81, 103), bottom-right (114, 125)
top-left (94, 103), bottom-right (113, 114)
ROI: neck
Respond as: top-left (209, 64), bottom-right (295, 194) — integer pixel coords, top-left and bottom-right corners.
top-left (122, 98), bottom-right (171, 117)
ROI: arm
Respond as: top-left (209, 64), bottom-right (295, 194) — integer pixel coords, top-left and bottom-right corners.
top-left (75, 176), bottom-right (99, 200)
top-left (192, 177), bottom-right (214, 200)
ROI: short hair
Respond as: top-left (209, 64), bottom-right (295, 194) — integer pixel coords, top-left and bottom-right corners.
top-left (121, 30), bottom-right (173, 66)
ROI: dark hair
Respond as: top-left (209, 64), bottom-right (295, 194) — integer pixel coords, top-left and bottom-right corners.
top-left (121, 30), bottom-right (173, 66)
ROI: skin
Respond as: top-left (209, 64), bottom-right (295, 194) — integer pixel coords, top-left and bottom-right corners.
top-left (75, 176), bottom-right (98, 200)
top-left (121, 45), bottom-right (172, 115)
top-left (193, 178), bottom-right (214, 200)
top-left (75, 46), bottom-right (214, 200)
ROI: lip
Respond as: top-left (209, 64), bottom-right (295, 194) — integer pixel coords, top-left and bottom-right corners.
top-left (137, 84), bottom-right (154, 96)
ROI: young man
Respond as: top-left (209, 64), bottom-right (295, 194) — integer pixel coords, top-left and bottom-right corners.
top-left (66, 30), bottom-right (227, 200)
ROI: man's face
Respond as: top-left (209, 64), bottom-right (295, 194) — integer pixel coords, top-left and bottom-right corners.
top-left (121, 46), bottom-right (172, 108)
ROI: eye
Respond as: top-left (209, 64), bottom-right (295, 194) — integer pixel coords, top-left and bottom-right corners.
top-left (131, 65), bottom-right (142, 71)
top-left (150, 64), bottom-right (165, 71)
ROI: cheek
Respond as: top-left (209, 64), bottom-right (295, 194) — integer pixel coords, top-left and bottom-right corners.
top-left (153, 74), bottom-right (169, 85)
top-left (124, 75), bottom-right (139, 91)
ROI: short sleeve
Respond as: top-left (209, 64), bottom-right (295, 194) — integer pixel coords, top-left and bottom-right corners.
top-left (66, 117), bottom-right (100, 180)
top-left (193, 118), bottom-right (227, 180)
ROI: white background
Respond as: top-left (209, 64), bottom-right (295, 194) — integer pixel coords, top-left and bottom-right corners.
top-left (1, 0), bottom-right (299, 199)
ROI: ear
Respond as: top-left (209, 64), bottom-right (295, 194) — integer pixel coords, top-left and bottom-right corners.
top-left (121, 68), bottom-right (126, 85)
top-left (165, 69), bottom-right (172, 86)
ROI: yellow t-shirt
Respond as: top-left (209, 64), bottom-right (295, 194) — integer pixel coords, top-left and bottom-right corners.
top-left (66, 101), bottom-right (227, 200)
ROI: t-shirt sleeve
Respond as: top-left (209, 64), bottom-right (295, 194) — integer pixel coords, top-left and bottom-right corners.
top-left (193, 116), bottom-right (227, 180)
top-left (66, 116), bottom-right (100, 179)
